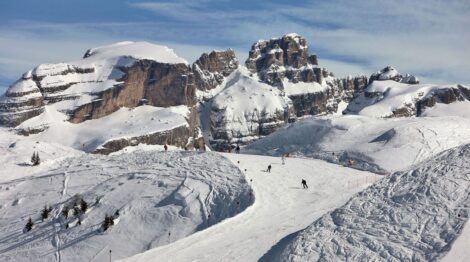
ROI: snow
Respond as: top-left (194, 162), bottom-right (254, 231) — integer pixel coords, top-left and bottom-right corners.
top-left (0, 150), bottom-right (251, 261)
top-left (274, 143), bottom-right (470, 261)
top-left (83, 41), bottom-right (188, 65)
top-left (6, 77), bottom-right (40, 95)
top-left (210, 68), bottom-right (291, 142)
top-left (345, 80), bottom-right (462, 117)
top-left (245, 115), bottom-right (470, 172)
top-left (120, 153), bottom-right (379, 262)
top-left (2, 41), bottom-right (188, 112)
top-left (16, 105), bottom-right (189, 152)
top-left (283, 79), bottom-right (327, 96)
top-left (421, 101), bottom-right (470, 118)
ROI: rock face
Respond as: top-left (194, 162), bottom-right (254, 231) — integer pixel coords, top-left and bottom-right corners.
top-left (70, 60), bottom-right (195, 123)
top-left (0, 72), bottom-right (45, 126)
top-left (193, 49), bottom-right (239, 92)
top-left (0, 43), bottom-right (238, 128)
top-left (94, 125), bottom-right (193, 154)
top-left (245, 33), bottom-right (321, 87)
top-left (208, 34), bottom-right (370, 149)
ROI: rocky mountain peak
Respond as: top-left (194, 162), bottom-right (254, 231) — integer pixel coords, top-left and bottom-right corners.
top-left (245, 33), bottom-right (320, 87)
top-left (192, 49), bottom-right (239, 92)
top-left (370, 65), bottom-right (419, 84)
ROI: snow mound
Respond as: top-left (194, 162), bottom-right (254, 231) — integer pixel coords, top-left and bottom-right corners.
top-left (0, 150), bottom-right (252, 261)
top-left (275, 143), bottom-right (470, 261)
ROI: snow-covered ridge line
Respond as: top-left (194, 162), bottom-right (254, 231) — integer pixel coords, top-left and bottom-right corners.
top-left (275, 143), bottom-right (470, 261)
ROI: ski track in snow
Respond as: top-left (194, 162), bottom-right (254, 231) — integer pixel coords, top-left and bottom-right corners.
top-left (121, 153), bottom-right (380, 262)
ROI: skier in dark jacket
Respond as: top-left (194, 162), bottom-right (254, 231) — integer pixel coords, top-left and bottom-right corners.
top-left (301, 179), bottom-right (308, 189)
top-left (235, 145), bottom-right (240, 154)
top-left (164, 144), bottom-right (168, 151)
top-left (267, 164), bottom-right (272, 173)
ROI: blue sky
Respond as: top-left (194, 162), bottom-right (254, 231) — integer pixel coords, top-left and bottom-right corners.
top-left (1, 0), bottom-right (469, 93)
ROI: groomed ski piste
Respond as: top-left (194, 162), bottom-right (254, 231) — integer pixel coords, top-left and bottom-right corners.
top-left (120, 153), bottom-right (380, 262)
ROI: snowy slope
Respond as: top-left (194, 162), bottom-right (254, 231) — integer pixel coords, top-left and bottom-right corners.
top-left (245, 115), bottom-right (470, 172)
top-left (345, 80), bottom-right (468, 118)
top-left (275, 143), bottom-right (470, 261)
top-left (120, 153), bottom-right (380, 262)
top-left (0, 151), bottom-right (251, 262)
top-left (15, 105), bottom-right (189, 152)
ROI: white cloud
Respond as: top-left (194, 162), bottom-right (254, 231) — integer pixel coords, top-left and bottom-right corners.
top-left (1, 0), bottom-right (469, 90)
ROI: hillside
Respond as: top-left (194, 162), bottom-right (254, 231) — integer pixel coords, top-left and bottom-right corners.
top-left (273, 143), bottom-right (470, 261)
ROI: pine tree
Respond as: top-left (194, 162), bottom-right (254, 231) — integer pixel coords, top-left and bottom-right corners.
top-left (24, 217), bottom-right (34, 232)
top-left (102, 215), bottom-right (110, 231)
top-left (35, 152), bottom-right (40, 165)
top-left (31, 152), bottom-right (36, 165)
top-left (31, 152), bottom-right (40, 166)
top-left (102, 215), bottom-right (114, 231)
top-left (80, 199), bottom-right (88, 213)
top-left (41, 205), bottom-right (51, 220)
top-left (73, 206), bottom-right (81, 217)
top-left (62, 207), bottom-right (69, 219)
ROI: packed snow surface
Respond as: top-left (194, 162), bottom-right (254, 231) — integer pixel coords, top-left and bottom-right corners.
top-left (245, 115), bottom-right (470, 172)
top-left (275, 143), bottom-right (470, 261)
top-left (0, 151), bottom-right (251, 262)
top-left (120, 153), bottom-right (379, 262)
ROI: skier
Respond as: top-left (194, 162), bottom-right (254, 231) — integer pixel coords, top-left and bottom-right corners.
top-left (348, 159), bottom-right (354, 167)
top-left (267, 164), bottom-right (272, 173)
top-left (301, 179), bottom-right (308, 189)
top-left (235, 145), bottom-right (240, 154)
top-left (164, 144), bottom-right (168, 151)
top-left (281, 154), bottom-right (285, 165)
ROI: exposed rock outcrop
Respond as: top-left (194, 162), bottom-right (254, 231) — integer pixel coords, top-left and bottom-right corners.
top-left (93, 125), bottom-right (193, 154)
top-left (0, 72), bottom-right (45, 127)
top-left (369, 66), bottom-right (419, 84)
top-left (245, 33), bottom-right (321, 87)
top-left (0, 42), bottom-right (238, 129)
top-left (193, 49), bottom-right (239, 91)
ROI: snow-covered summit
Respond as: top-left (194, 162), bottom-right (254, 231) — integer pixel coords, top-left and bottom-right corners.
top-left (370, 65), bottom-right (419, 84)
top-left (82, 41), bottom-right (188, 65)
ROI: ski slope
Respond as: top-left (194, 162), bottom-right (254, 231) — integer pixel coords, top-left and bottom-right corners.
top-left (121, 153), bottom-right (380, 262)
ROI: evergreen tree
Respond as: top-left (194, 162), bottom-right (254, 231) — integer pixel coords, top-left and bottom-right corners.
top-left (62, 207), bottom-right (69, 219)
top-left (24, 217), bottom-right (34, 232)
top-left (80, 199), bottom-right (88, 213)
top-left (73, 206), bottom-right (81, 217)
top-left (31, 152), bottom-right (36, 165)
top-left (102, 215), bottom-right (110, 231)
top-left (31, 152), bottom-right (40, 166)
top-left (35, 152), bottom-right (40, 165)
top-left (102, 215), bottom-right (114, 231)
top-left (41, 205), bottom-right (51, 220)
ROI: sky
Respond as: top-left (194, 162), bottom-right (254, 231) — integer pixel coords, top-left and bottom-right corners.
top-left (0, 0), bottom-right (469, 93)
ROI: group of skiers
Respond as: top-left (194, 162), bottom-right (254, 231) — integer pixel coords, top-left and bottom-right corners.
top-left (266, 154), bottom-right (309, 189)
